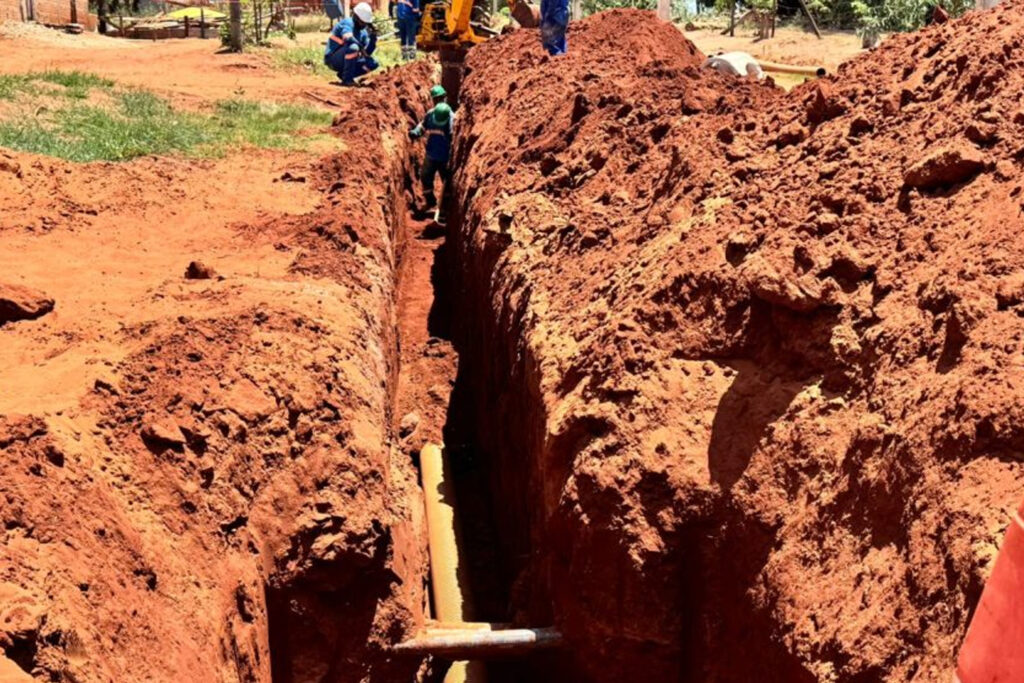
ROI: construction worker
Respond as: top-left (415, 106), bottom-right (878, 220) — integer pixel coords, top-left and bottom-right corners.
top-left (322, 0), bottom-right (342, 25)
top-left (390, 0), bottom-right (421, 61)
top-left (409, 101), bottom-right (454, 221)
top-left (539, 0), bottom-right (568, 56)
top-left (430, 84), bottom-right (447, 106)
top-left (324, 2), bottom-right (379, 85)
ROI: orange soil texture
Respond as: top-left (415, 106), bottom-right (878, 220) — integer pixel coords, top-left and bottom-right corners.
top-left (448, 7), bottom-right (1024, 682)
top-left (0, 62), bottom-right (435, 681)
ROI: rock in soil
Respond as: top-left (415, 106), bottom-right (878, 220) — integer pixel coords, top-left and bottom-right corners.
top-left (184, 260), bottom-right (217, 280)
top-left (0, 283), bottom-right (53, 324)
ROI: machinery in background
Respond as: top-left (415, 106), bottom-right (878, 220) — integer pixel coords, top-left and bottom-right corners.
top-left (417, 0), bottom-right (539, 104)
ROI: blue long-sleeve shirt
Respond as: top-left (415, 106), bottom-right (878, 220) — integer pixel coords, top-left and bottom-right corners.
top-left (325, 17), bottom-right (377, 59)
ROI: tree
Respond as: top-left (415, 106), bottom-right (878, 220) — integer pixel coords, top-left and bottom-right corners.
top-left (228, 0), bottom-right (243, 51)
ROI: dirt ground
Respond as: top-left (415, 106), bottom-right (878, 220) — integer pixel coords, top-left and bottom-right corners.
top-left (686, 24), bottom-right (866, 73)
top-left (0, 22), bottom-right (342, 108)
top-left (4, 7), bottom-right (1021, 683)
top-left (0, 25), bottom-right (437, 682)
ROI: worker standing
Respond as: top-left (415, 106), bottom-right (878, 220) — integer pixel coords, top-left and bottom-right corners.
top-left (390, 0), bottom-right (421, 61)
top-left (324, 2), bottom-right (380, 85)
top-left (409, 101), bottom-right (454, 223)
top-left (322, 0), bottom-right (342, 25)
top-left (539, 0), bottom-right (569, 55)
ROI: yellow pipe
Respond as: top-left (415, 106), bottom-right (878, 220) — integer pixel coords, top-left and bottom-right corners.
top-left (756, 59), bottom-right (827, 76)
top-left (419, 443), bottom-right (488, 683)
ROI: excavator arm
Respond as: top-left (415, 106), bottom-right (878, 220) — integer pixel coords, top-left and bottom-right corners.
top-left (418, 0), bottom-right (537, 51)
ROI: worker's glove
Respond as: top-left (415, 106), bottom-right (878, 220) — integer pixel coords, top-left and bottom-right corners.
top-left (408, 129), bottom-right (419, 140)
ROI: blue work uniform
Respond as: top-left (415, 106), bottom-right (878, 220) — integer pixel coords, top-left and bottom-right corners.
top-left (539, 0), bottom-right (568, 55)
top-left (410, 106), bottom-right (454, 207)
top-left (324, 17), bottom-right (379, 84)
top-left (392, 0), bottom-right (420, 48)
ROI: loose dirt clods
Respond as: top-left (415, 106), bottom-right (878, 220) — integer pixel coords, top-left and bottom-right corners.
top-left (4, 4), bottom-right (1024, 682)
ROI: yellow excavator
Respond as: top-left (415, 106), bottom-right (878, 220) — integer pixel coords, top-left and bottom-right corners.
top-left (416, 0), bottom-right (539, 102)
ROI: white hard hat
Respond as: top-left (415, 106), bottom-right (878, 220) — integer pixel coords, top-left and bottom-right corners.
top-left (353, 2), bottom-right (373, 23)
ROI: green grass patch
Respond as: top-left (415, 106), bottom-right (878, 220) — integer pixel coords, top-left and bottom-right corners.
top-left (32, 70), bottom-right (115, 99)
top-left (214, 99), bottom-right (334, 149)
top-left (0, 70), bottom-right (114, 101)
top-left (0, 74), bottom-right (31, 100)
top-left (271, 44), bottom-right (334, 77)
top-left (267, 35), bottom-right (420, 80)
top-left (0, 78), bottom-right (333, 162)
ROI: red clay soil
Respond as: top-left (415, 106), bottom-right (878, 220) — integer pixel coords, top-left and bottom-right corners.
top-left (449, 7), bottom-right (1024, 682)
top-left (0, 63), bottom-right (435, 682)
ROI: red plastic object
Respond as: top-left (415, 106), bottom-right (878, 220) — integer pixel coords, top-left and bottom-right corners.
top-left (957, 500), bottom-right (1024, 683)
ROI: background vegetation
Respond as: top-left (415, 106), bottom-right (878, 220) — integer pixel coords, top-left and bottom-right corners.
top-left (0, 71), bottom-right (331, 162)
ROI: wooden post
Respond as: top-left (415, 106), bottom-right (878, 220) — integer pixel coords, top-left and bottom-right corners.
top-left (228, 0), bottom-right (243, 50)
top-left (200, 6), bottom-right (206, 38)
top-left (771, 0), bottom-right (777, 36)
top-left (657, 0), bottom-right (670, 21)
top-left (728, 0), bottom-right (736, 36)
top-left (184, 15), bottom-right (190, 36)
top-left (796, 0), bottom-right (822, 38)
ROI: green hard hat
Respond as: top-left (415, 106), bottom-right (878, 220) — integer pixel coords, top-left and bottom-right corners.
top-left (432, 102), bottom-right (452, 124)
top-left (430, 84), bottom-right (447, 99)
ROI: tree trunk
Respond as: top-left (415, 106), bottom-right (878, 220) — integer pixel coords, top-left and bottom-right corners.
top-left (229, 0), bottom-right (243, 51)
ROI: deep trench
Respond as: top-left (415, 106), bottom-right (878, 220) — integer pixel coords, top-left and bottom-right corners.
top-left (381, 70), bottom-right (570, 679)
top-left (262, 75), bottom-right (800, 683)
top-left (405, 134), bottom-right (543, 682)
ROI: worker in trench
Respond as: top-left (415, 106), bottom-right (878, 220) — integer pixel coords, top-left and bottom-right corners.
top-left (539, 0), bottom-right (569, 55)
top-left (389, 0), bottom-right (421, 61)
top-left (323, 2), bottom-right (380, 86)
top-left (409, 95), bottom-right (454, 224)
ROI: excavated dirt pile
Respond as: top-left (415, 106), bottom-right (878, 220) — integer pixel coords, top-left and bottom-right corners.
top-left (450, 6), bottom-right (1024, 682)
top-left (0, 63), bottom-right (433, 682)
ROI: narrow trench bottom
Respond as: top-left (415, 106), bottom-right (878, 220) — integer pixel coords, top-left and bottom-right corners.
top-left (392, 140), bottom-right (544, 680)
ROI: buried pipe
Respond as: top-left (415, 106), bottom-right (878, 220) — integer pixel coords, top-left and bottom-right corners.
top-left (756, 59), bottom-right (827, 77)
top-left (394, 626), bottom-right (563, 658)
top-left (412, 444), bottom-right (563, 680)
top-left (418, 442), bottom-right (488, 683)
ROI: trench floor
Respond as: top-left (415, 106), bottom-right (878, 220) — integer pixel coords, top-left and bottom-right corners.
top-left (392, 187), bottom-right (515, 679)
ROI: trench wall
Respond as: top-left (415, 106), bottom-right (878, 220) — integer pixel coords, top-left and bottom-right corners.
top-left (448, 8), bottom-right (1024, 683)
top-left (0, 64), bottom-right (435, 683)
